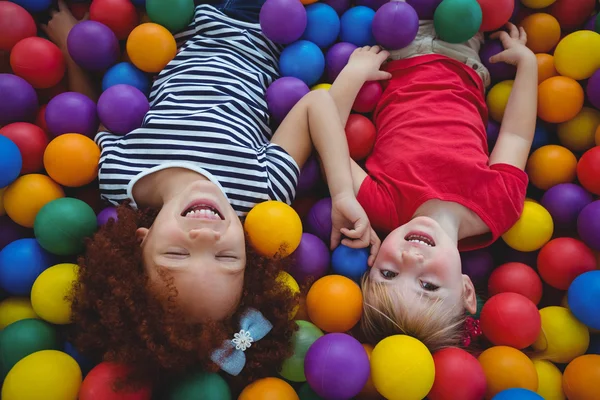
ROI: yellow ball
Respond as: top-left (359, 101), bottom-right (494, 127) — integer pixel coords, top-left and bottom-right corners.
top-left (554, 31), bottom-right (600, 80)
top-left (532, 306), bottom-right (589, 364)
top-left (245, 201), bottom-right (302, 258)
top-left (487, 80), bottom-right (514, 123)
top-left (533, 360), bottom-right (565, 400)
top-left (31, 263), bottom-right (78, 325)
top-left (311, 83), bottom-right (332, 91)
top-left (0, 187), bottom-right (5, 216)
top-left (502, 200), bottom-right (554, 252)
top-left (0, 297), bottom-right (39, 329)
top-left (520, 0), bottom-right (556, 9)
top-left (557, 107), bottom-right (600, 152)
top-left (371, 335), bottom-right (435, 400)
top-left (2, 350), bottom-right (82, 400)
top-left (277, 271), bottom-right (300, 319)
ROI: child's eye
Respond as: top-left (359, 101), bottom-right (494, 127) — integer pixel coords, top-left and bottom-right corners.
top-left (420, 281), bottom-right (439, 291)
top-left (380, 270), bottom-right (397, 280)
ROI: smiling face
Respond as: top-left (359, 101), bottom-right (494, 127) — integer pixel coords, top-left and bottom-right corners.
top-left (136, 180), bottom-right (246, 323)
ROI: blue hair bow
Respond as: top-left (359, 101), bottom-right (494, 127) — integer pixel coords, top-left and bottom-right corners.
top-left (210, 308), bottom-right (273, 376)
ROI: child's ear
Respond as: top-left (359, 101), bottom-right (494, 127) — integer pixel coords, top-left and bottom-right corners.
top-left (135, 228), bottom-right (149, 245)
top-left (462, 275), bottom-right (478, 315)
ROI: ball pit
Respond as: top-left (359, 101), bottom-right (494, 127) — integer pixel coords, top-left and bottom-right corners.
top-left (10, 37), bottom-right (65, 90)
top-left (325, 42), bottom-right (357, 81)
top-left (492, 388), bottom-right (543, 400)
top-left (526, 145), bottom-right (577, 190)
top-left (280, 320), bottom-right (323, 382)
top-left (331, 244), bottom-right (369, 282)
top-left (536, 53), bottom-right (558, 84)
top-left (67, 21), bottom-right (119, 72)
top-left (568, 271), bottom-right (600, 331)
top-left (97, 84), bottom-right (149, 135)
top-left (488, 262), bottom-right (543, 304)
top-left (0, 298), bottom-right (38, 330)
top-left (578, 201), bottom-right (600, 250)
top-left (260, 0), bottom-right (307, 45)
top-left (43, 134), bottom-right (101, 187)
top-left (434, 0), bottom-right (482, 44)
top-left (372, 1), bottom-right (419, 50)
top-left (126, 23), bottom-right (177, 73)
top-left (146, 0), bottom-right (195, 33)
top-left (0, 123), bottom-right (48, 175)
top-left (306, 275), bottom-right (362, 332)
top-left (478, 346), bottom-right (538, 399)
top-left (0, 74), bottom-right (39, 126)
top-left (0, 238), bottom-right (53, 296)
top-left (480, 40), bottom-right (516, 82)
top-left (487, 80), bottom-right (514, 122)
top-left (340, 6), bottom-right (376, 47)
top-left (0, 136), bottom-right (22, 189)
top-left (538, 76), bottom-right (584, 123)
top-left (102, 62), bottom-right (150, 95)
top-left (302, 3), bottom-right (340, 48)
top-left (345, 113), bottom-right (376, 160)
top-left (238, 377), bottom-right (298, 400)
top-left (79, 362), bottom-right (152, 400)
top-left (541, 183), bottom-right (593, 231)
top-left (30, 263), bottom-right (78, 325)
top-left (280, 40), bottom-right (325, 87)
top-left (0, 2), bottom-right (36, 53)
top-left (429, 347), bottom-right (487, 400)
top-left (352, 81), bottom-right (382, 114)
top-left (45, 92), bottom-right (99, 139)
top-left (266, 77), bottom-right (310, 123)
top-left (532, 360), bottom-right (565, 400)
top-left (90, 0), bottom-right (139, 40)
top-left (166, 370), bottom-right (231, 400)
top-left (521, 13), bottom-right (561, 54)
top-left (537, 237), bottom-right (596, 290)
top-left (502, 200), bottom-right (553, 252)
top-left (577, 146), bottom-right (600, 195)
top-left (562, 355), bottom-right (600, 400)
top-left (557, 107), bottom-right (600, 152)
top-left (288, 233), bottom-right (330, 285)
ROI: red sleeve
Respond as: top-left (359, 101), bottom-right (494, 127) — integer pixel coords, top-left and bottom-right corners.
top-left (357, 176), bottom-right (399, 234)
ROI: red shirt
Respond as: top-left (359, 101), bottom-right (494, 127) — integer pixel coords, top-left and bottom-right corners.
top-left (357, 54), bottom-right (528, 251)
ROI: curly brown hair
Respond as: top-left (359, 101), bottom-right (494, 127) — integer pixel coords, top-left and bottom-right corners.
top-left (70, 204), bottom-right (299, 390)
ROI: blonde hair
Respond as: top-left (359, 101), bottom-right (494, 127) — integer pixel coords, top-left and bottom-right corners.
top-left (360, 274), bottom-right (466, 352)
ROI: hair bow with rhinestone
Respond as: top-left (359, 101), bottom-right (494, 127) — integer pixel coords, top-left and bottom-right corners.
top-left (210, 308), bottom-right (273, 376)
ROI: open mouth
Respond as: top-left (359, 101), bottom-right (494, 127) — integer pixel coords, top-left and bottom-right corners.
top-left (405, 232), bottom-right (435, 247)
top-left (181, 203), bottom-right (224, 220)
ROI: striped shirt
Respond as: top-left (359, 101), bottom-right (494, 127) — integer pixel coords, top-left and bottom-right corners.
top-left (96, 5), bottom-right (300, 216)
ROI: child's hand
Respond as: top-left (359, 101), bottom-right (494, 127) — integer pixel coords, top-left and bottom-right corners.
top-left (488, 23), bottom-right (535, 66)
top-left (331, 193), bottom-right (381, 266)
top-left (346, 46), bottom-right (392, 82)
top-left (40, 0), bottom-right (88, 54)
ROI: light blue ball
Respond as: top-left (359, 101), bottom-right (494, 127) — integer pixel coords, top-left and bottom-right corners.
top-left (302, 4), bottom-right (341, 49)
top-left (492, 388), bottom-right (543, 400)
top-left (331, 244), bottom-right (369, 282)
top-left (568, 270), bottom-right (600, 331)
top-left (0, 238), bottom-right (53, 296)
top-left (340, 6), bottom-right (377, 47)
top-left (9, 0), bottom-right (52, 13)
top-left (0, 136), bottom-right (22, 188)
top-left (280, 40), bottom-right (325, 87)
top-left (102, 62), bottom-right (151, 95)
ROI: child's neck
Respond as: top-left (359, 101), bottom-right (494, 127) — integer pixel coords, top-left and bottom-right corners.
top-left (412, 199), bottom-right (466, 243)
top-left (132, 168), bottom-right (209, 208)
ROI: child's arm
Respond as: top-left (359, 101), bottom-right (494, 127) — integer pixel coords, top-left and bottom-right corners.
top-left (487, 23), bottom-right (537, 170)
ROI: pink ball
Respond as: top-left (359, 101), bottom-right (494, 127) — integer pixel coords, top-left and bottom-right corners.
top-left (488, 262), bottom-right (543, 305)
top-left (352, 81), bottom-right (382, 113)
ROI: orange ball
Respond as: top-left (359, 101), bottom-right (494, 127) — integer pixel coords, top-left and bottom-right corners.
top-left (43, 134), bottom-right (100, 188)
top-left (526, 145), bottom-right (577, 190)
top-left (300, 0), bottom-right (318, 4)
top-left (538, 76), bottom-right (584, 123)
top-left (306, 275), bottom-right (363, 333)
top-left (238, 377), bottom-right (299, 400)
top-left (521, 13), bottom-right (561, 54)
top-left (478, 346), bottom-right (538, 400)
top-left (126, 23), bottom-right (177, 73)
top-left (536, 53), bottom-right (559, 84)
top-left (595, 124), bottom-right (600, 146)
top-left (356, 344), bottom-right (379, 400)
top-left (563, 355), bottom-right (600, 400)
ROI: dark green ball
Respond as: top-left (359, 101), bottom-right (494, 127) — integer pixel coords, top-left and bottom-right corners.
top-left (595, 14), bottom-right (600, 34)
top-left (434, 0), bottom-right (482, 44)
top-left (34, 197), bottom-right (98, 256)
top-left (298, 382), bottom-right (324, 400)
top-left (146, 0), bottom-right (195, 32)
top-left (280, 320), bottom-right (324, 382)
top-left (166, 370), bottom-right (231, 400)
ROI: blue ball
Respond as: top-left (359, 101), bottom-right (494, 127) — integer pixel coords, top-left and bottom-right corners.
top-left (64, 341), bottom-right (95, 376)
top-left (9, 0), bottom-right (52, 13)
top-left (0, 238), bottom-right (53, 296)
top-left (302, 4), bottom-right (341, 49)
top-left (340, 6), bottom-right (377, 47)
top-left (492, 388), bottom-right (543, 400)
top-left (0, 136), bottom-right (22, 189)
top-left (102, 62), bottom-right (151, 95)
top-left (131, 0), bottom-right (146, 4)
top-left (588, 334), bottom-right (600, 355)
top-left (568, 270), bottom-right (600, 330)
top-left (280, 40), bottom-right (325, 87)
top-left (531, 121), bottom-right (551, 152)
top-left (331, 245), bottom-right (369, 282)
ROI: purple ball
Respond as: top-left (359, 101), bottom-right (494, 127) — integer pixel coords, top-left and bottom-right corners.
top-left (355, 0), bottom-right (389, 11)
top-left (487, 120), bottom-right (500, 149)
top-left (259, 0), bottom-right (307, 45)
top-left (510, 0), bottom-right (520, 22)
top-left (406, 0), bottom-right (443, 19)
top-left (288, 233), bottom-right (330, 284)
top-left (587, 69), bottom-right (600, 110)
top-left (323, 0), bottom-right (351, 15)
top-left (97, 207), bottom-right (118, 226)
top-left (326, 42), bottom-right (358, 82)
top-left (0, 74), bottom-right (39, 126)
top-left (67, 20), bottom-right (119, 72)
top-left (304, 333), bottom-right (370, 400)
top-left (461, 248), bottom-right (494, 284)
top-left (305, 197), bottom-right (332, 246)
top-left (584, 15), bottom-right (597, 31)
top-left (541, 183), bottom-right (593, 231)
top-left (45, 92), bottom-right (99, 138)
top-left (372, 2), bottom-right (419, 50)
top-left (0, 216), bottom-right (33, 251)
top-left (266, 77), bottom-right (310, 123)
top-left (578, 200), bottom-right (600, 251)
top-left (480, 40), bottom-right (517, 82)
top-left (298, 156), bottom-right (321, 195)
top-left (97, 84), bottom-right (149, 135)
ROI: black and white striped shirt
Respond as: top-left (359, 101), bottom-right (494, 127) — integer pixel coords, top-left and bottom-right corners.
top-left (96, 5), bottom-right (300, 216)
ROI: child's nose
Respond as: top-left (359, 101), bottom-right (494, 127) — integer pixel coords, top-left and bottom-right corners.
top-left (189, 228), bottom-right (221, 242)
top-left (401, 250), bottom-right (424, 266)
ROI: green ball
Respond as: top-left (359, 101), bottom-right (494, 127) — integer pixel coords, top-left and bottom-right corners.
top-left (166, 370), bottom-right (231, 400)
top-left (434, 0), bottom-right (482, 44)
top-left (146, 0), bottom-right (195, 33)
top-left (0, 319), bottom-right (60, 378)
top-left (33, 197), bottom-right (98, 256)
top-left (279, 320), bottom-right (324, 382)
top-left (595, 14), bottom-right (600, 34)
top-left (297, 383), bottom-right (324, 400)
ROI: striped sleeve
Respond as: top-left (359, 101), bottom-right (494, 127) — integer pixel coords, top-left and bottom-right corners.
top-left (264, 143), bottom-right (300, 204)
top-left (95, 131), bottom-right (121, 150)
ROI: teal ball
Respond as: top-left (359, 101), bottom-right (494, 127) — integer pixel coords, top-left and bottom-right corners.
top-left (279, 320), bottom-right (324, 382)
top-left (298, 382), bottom-right (324, 399)
top-left (166, 370), bottom-right (231, 400)
top-left (434, 0), bottom-right (482, 44)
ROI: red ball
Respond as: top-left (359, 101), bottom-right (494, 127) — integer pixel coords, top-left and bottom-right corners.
top-left (293, 195), bottom-right (319, 219)
top-left (36, 80), bottom-right (68, 105)
top-left (477, 0), bottom-right (514, 32)
top-left (480, 292), bottom-right (541, 349)
top-left (90, 0), bottom-right (139, 40)
top-left (345, 114), bottom-right (376, 161)
top-left (428, 347), bottom-right (487, 400)
top-left (488, 262), bottom-right (543, 305)
top-left (550, 0), bottom-right (595, 31)
top-left (35, 105), bottom-right (49, 134)
top-left (537, 237), bottom-right (596, 290)
top-left (577, 146), bottom-right (600, 196)
top-left (0, 2), bottom-right (37, 52)
top-left (79, 362), bottom-right (152, 400)
top-left (352, 81), bottom-right (382, 113)
top-left (10, 37), bottom-right (66, 89)
top-left (0, 122), bottom-right (48, 174)
top-left (70, 2), bottom-right (91, 20)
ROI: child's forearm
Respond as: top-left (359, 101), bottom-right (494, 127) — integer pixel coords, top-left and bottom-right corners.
top-left (328, 66), bottom-right (367, 126)
top-left (64, 55), bottom-right (99, 102)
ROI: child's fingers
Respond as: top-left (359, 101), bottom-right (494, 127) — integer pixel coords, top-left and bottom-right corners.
top-left (82, 12), bottom-right (90, 21)
top-left (341, 236), bottom-right (369, 249)
top-left (375, 71), bottom-right (393, 80)
top-left (505, 22), bottom-right (519, 38)
top-left (330, 229), bottom-right (341, 250)
top-left (340, 227), bottom-right (361, 238)
top-left (57, 0), bottom-right (68, 11)
top-left (519, 27), bottom-right (527, 43)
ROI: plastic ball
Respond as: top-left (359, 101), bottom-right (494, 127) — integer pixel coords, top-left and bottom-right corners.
top-left (304, 197), bottom-right (332, 245)
top-left (521, 13), bottom-right (561, 54)
top-left (166, 370), bottom-right (231, 400)
top-left (487, 80), bottom-right (513, 122)
top-left (98, 84), bottom-right (149, 135)
top-left (297, 383), bottom-right (322, 399)
top-left (331, 245), bottom-right (369, 282)
top-left (79, 362), bottom-right (152, 400)
top-left (90, 0), bottom-right (139, 40)
top-left (340, 6), bottom-right (377, 47)
top-left (478, 346), bottom-right (538, 399)
top-left (0, 238), bottom-right (53, 296)
top-left (323, 0), bottom-right (351, 15)
top-left (297, 156), bottom-right (321, 195)
top-left (352, 81), bottom-right (382, 114)
top-left (568, 270), bottom-right (600, 330)
top-left (35, 105), bottom-right (48, 134)
top-left (577, 146), bottom-right (600, 195)
top-left (477, 0), bottom-right (514, 32)
top-left (538, 238), bottom-right (596, 290)
top-left (279, 320), bottom-right (323, 382)
top-left (533, 360), bottom-right (565, 400)
top-left (280, 41), bottom-right (325, 87)
top-left (266, 77), bottom-right (310, 123)
top-left (562, 354), bottom-right (600, 400)
top-left (586, 68), bottom-right (600, 110)
top-left (301, 3), bottom-right (340, 49)
top-left (541, 183), bottom-right (593, 231)
top-left (502, 200), bottom-right (553, 252)
top-left (538, 76), bottom-right (584, 123)
top-left (9, 0), bottom-right (52, 13)
top-left (260, 0), bottom-right (307, 45)
top-left (0, 136), bottom-right (22, 189)
top-left (428, 347), bottom-right (486, 400)
top-left (492, 389), bottom-right (543, 400)
top-left (557, 107), bottom-right (600, 152)
top-left (488, 262), bottom-right (542, 304)
top-left (311, 83), bottom-right (331, 91)
top-left (578, 201), bottom-right (600, 251)
top-left (521, 0), bottom-right (556, 8)
top-left (238, 377), bottom-right (298, 400)
top-left (102, 62), bottom-right (150, 95)
top-left (326, 42), bottom-right (357, 82)
top-left (532, 306), bottom-right (589, 364)
top-left (345, 113), bottom-right (376, 161)
top-left (480, 40), bottom-right (516, 82)
top-left (372, 2), bottom-right (419, 50)
top-left (45, 92), bottom-right (99, 138)
top-left (10, 37), bottom-right (65, 89)
top-left (288, 233), bottom-right (330, 285)
top-left (0, 74), bottom-right (39, 126)
top-left (434, 0), bottom-right (482, 44)
top-left (526, 145), bottom-right (577, 190)
top-left (589, 335), bottom-right (600, 355)
top-left (244, 201), bottom-right (302, 258)
top-left (43, 134), bottom-right (100, 187)
top-left (597, 125), bottom-right (600, 145)
top-left (63, 342), bottom-right (94, 377)
top-left (531, 122), bottom-right (551, 151)
top-left (405, 0), bottom-right (443, 19)
top-left (461, 248), bottom-right (494, 284)
top-left (97, 206), bottom-right (118, 226)
top-left (550, 0), bottom-right (596, 32)
top-left (0, 2), bottom-right (36, 52)
top-left (146, 0), bottom-right (195, 33)
top-left (30, 263), bottom-right (78, 325)
top-left (0, 297), bottom-right (38, 330)
top-left (536, 53), bottom-right (558, 84)
top-left (0, 215), bottom-right (32, 251)
top-left (67, 21), bottom-right (119, 72)
top-left (0, 123), bottom-right (47, 175)
top-left (306, 275), bottom-right (362, 332)
top-left (554, 30), bottom-right (600, 81)
top-left (371, 335), bottom-right (435, 400)
top-left (126, 23), bottom-right (177, 73)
